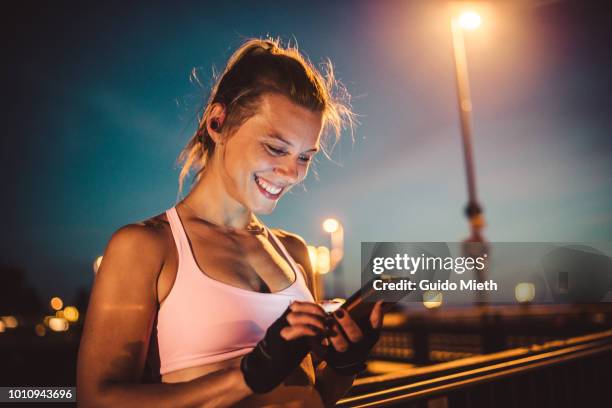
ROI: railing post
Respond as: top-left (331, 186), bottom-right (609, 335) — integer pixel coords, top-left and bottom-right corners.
top-left (412, 317), bottom-right (430, 365)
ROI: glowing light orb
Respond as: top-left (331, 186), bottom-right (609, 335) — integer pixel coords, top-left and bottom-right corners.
top-left (49, 317), bottom-right (69, 332)
top-left (515, 282), bottom-right (535, 303)
top-left (1, 316), bottom-right (18, 329)
top-left (50, 297), bottom-right (63, 311)
top-left (458, 11), bottom-right (482, 30)
top-left (64, 306), bottom-right (79, 322)
top-left (322, 218), bottom-right (340, 233)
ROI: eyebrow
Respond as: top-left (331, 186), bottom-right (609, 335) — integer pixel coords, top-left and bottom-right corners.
top-left (269, 132), bottom-right (319, 153)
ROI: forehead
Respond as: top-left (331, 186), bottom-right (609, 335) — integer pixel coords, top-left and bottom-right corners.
top-left (254, 93), bottom-right (323, 147)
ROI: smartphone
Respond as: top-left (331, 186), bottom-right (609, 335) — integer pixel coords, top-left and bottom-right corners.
top-left (341, 274), bottom-right (411, 323)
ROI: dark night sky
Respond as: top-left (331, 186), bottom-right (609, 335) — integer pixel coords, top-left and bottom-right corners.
top-left (2, 0), bottom-right (612, 304)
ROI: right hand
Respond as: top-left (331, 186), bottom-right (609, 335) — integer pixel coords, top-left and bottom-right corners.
top-left (240, 301), bottom-right (327, 393)
top-left (280, 300), bottom-right (328, 340)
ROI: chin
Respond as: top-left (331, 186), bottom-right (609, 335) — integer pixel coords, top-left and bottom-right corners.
top-left (251, 201), bottom-right (277, 215)
top-left (247, 188), bottom-right (283, 215)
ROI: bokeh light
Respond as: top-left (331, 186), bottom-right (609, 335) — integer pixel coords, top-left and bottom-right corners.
top-left (515, 282), bottom-right (536, 303)
top-left (0, 320), bottom-right (5, 333)
top-left (307, 245), bottom-right (318, 270)
top-left (63, 306), bottom-right (79, 323)
top-left (35, 324), bottom-right (46, 337)
top-left (50, 297), bottom-right (63, 311)
top-left (316, 246), bottom-right (331, 274)
top-left (49, 317), bottom-right (69, 332)
top-left (1, 316), bottom-right (18, 329)
top-left (423, 291), bottom-right (443, 309)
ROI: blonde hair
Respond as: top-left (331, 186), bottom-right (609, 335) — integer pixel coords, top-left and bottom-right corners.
top-left (177, 37), bottom-right (355, 194)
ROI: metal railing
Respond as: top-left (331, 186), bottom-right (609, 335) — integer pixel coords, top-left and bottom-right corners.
top-left (338, 330), bottom-right (612, 407)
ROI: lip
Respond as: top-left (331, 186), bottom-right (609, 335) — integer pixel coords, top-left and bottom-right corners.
top-left (254, 175), bottom-right (285, 200)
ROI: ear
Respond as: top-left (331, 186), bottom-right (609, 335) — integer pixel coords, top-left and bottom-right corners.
top-left (206, 103), bottom-right (226, 144)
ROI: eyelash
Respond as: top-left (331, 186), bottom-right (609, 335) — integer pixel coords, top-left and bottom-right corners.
top-left (264, 144), bottom-right (312, 163)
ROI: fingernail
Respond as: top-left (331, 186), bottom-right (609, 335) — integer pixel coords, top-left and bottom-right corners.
top-left (335, 309), bottom-right (344, 318)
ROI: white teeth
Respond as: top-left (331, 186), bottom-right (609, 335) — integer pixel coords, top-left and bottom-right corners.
top-left (256, 176), bottom-right (282, 195)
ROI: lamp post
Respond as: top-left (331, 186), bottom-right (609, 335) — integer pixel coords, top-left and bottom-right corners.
top-left (451, 11), bottom-right (483, 225)
top-left (451, 11), bottom-right (489, 303)
top-left (308, 245), bottom-right (330, 300)
top-left (322, 218), bottom-right (345, 298)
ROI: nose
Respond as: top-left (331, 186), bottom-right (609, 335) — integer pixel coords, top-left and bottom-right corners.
top-left (274, 157), bottom-right (300, 184)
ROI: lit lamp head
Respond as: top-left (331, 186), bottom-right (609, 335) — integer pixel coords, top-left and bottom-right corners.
top-left (322, 218), bottom-right (340, 234)
top-left (458, 11), bottom-right (482, 30)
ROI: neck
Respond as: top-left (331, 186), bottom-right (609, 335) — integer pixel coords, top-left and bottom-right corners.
top-left (181, 165), bottom-right (256, 230)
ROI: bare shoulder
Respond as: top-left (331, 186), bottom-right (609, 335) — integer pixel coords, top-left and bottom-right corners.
top-left (111, 214), bottom-right (168, 246)
top-left (108, 214), bottom-right (170, 253)
top-left (100, 213), bottom-right (172, 281)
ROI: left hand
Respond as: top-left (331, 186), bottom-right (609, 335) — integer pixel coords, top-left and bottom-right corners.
top-left (321, 301), bottom-right (384, 376)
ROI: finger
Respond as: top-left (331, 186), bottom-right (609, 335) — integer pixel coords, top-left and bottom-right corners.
top-left (289, 301), bottom-right (326, 317)
top-left (286, 312), bottom-right (326, 331)
top-left (328, 321), bottom-right (350, 352)
top-left (280, 325), bottom-right (322, 341)
top-left (333, 308), bottom-right (363, 343)
top-left (370, 301), bottom-right (384, 329)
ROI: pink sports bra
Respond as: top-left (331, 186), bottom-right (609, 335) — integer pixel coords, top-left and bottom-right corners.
top-left (157, 207), bottom-right (314, 375)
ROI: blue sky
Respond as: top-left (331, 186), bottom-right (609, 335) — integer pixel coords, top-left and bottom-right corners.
top-left (3, 0), bottom-right (611, 300)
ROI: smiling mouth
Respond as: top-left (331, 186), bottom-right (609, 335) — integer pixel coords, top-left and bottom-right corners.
top-left (254, 175), bottom-right (285, 200)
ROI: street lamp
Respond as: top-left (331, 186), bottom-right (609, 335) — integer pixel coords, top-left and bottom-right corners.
top-left (450, 10), bottom-right (484, 227)
top-left (451, 10), bottom-right (490, 303)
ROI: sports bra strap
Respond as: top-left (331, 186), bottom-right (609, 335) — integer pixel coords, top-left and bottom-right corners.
top-left (266, 228), bottom-right (308, 286)
top-left (165, 207), bottom-right (191, 264)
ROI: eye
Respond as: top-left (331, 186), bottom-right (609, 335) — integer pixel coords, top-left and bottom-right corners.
top-left (298, 154), bottom-right (313, 164)
top-left (264, 144), bottom-right (286, 156)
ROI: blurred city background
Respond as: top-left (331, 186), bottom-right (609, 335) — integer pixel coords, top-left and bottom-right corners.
top-left (2, 0), bottom-right (612, 406)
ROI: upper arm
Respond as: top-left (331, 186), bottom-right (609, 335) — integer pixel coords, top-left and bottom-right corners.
top-left (77, 223), bottom-right (167, 399)
top-left (273, 229), bottom-right (317, 300)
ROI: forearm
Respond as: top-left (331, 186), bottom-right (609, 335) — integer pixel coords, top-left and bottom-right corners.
top-left (80, 367), bottom-right (252, 408)
top-left (314, 362), bottom-right (356, 407)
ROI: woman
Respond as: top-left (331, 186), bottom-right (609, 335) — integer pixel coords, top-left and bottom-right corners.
top-left (77, 38), bottom-right (384, 407)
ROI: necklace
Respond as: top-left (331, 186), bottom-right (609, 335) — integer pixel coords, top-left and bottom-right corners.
top-left (180, 201), bottom-right (267, 236)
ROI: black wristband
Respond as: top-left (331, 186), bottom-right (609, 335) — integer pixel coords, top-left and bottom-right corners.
top-left (240, 307), bottom-right (311, 393)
